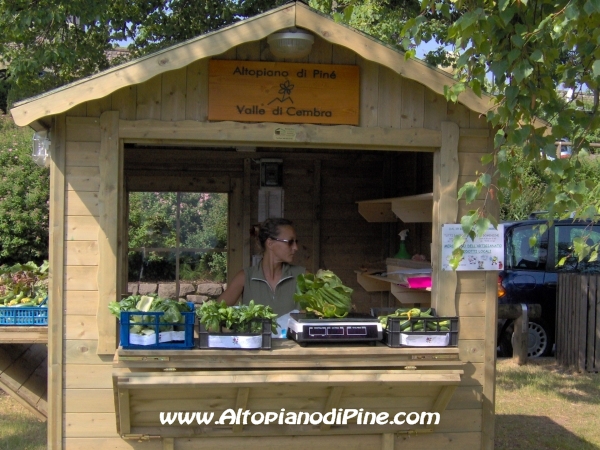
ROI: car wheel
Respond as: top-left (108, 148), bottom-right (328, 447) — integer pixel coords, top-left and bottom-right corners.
top-left (498, 320), bottom-right (553, 358)
top-left (526, 320), bottom-right (552, 358)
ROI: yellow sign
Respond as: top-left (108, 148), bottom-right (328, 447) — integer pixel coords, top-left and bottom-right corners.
top-left (208, 60), bottom-right (359, 125)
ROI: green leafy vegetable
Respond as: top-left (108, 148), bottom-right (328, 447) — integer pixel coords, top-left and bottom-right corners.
top-left (195, 300), bottom-right (278, 334)
top-left (294, 269), bottom-right (353, 318)
top-left (108, 294), bottom-right (193, 335)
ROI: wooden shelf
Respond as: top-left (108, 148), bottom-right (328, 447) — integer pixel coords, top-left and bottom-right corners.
top-left (356, 193), bottom-right (433, 223)
top-left (0, 326), bottom-right (48, 344)
top-left (356, 270), bottom-right (431, 304)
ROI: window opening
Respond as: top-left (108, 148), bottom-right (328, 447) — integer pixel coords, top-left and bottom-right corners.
top-left (555, 225), bottom-right (600, 273)
top-left (127, 192), bottom-right (228, 298)
top-left (507, 225), bottom-right (547, 270)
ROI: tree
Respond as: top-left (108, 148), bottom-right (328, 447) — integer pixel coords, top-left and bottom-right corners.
top-left (397, 0), bottom-right (600, 263)
top-left (0, 1), bottom-right (288, 107)
top-left (0, 116), bottom-right (49, 264)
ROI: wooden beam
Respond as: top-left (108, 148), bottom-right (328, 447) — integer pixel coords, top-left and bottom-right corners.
top-left (312, 159), bottom-right (321, 273)
top-left (11, 4), bottom-right (296, 127)
top-left (119, 120), bottom-right (442, 150)
top-left (48, 113), bottom-right (66, 449)
top-left (433, 122), bottom-right (459, 317)
top-left (97, 111), bottom-right (120, 355)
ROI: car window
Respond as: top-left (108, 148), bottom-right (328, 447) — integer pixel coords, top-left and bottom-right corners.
top-left (507, 225), bottom-right (547, 270)
top-left (555, 225), bottom-right (600, 273)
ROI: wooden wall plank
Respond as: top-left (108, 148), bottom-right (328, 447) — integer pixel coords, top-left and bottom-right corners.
top-left (66, 191), bottom-right (99, 216)
top-left (65, 216), bottom-right (100, 241)
top-left (423, 89), bottom-right (447, 131)
top-left (136, 75), bottom-right (162, 120)
top-left (456, 293), bottom-right (486, 316)
top-left (186, 59), bottom-right (209, 121)
top-left (66, 117), bottom-right (101, 142)
top-left (65, 266), bottom-right (99, 291)
top-left (64, 438), bottom-right (162, 450)
top-left (377, 67), bottom-right (398, 128)
top-left (309, 36), bottom-right (333, 64)
top-left (357, 56), bottom-right (379, 127)
top-left (49, 114), bottom-right (66, 448)
top-left (236, 41), bottom-right (261, 61)
top-left (168, 434), bottom-right (481, 450)
top-left (64, 412), bottom-right (118, 438)
top-left (65, 142), bottom-right (100, 167)
top-left (64, 340), bottom-right (113, 365)
top-left (65, 241), bottom-right (99, 266)
top-left (97, 111), bottom-right (120, 355)
top-left (332, 44), bottom-right (356, 65)
top-left (66, 166), bottom-right (101, 192)
top-left (111, 86), bottom-right (137, 120)
top-left (460, 317), bottom-right (486, 340)
top-left (86, 95), bottom-right (112, 118)
top-left (65, 316), bottom-right (98, 340)
top-left (401, 79), bottom-right (425, 129)
top-left (64, 364), bottom-right (114, 389)
top-left (65, 389), bottom-right (115, 413)
top-left (161, 67), bottom-right (187, 121)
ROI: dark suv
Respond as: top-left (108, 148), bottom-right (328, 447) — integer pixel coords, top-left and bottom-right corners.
top-left (498, 216), bottom-right (600, 357)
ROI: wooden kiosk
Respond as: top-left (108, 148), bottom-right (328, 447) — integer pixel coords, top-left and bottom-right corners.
top-left (10, 2), bottom-right (498, 449)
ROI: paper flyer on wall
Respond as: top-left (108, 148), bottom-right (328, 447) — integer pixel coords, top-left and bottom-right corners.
top-left (441, 224), bottom-right (505, 271)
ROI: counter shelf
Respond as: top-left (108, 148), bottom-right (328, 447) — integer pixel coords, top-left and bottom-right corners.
top-left (113, 340), bottom-right (463, 439)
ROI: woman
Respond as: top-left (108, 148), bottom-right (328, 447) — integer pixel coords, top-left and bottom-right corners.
top-left (218, 218), bottom-right (305, 316)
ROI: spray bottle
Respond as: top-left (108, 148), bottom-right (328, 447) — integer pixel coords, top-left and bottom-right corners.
top-left (394, 229), bottom-right (411, 259)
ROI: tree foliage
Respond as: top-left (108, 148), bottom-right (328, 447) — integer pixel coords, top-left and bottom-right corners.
top-left (0, 0), bottom-right (287, 106)
top-left (0, 116), bottom-right (48, 264)
top-left (397, 0), bottom-right (600, 264)
top-left (127, 192), bottom-right (228, 282)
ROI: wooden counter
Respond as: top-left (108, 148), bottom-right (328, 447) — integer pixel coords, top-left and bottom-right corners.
top-left (113, 341), bottom-right (464, 440)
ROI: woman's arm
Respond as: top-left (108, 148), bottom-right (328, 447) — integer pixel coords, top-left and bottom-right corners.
top-left (217, 269), bottom-right (245, 306)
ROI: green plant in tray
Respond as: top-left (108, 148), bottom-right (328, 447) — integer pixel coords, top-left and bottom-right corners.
top-left (195, 299), bottom-right (278, 334)
top-left (108, 294), bottom-right (192, 336)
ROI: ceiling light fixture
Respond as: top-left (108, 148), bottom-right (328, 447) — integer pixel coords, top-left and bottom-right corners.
top-left (267, 29), bottom-right (314, 59)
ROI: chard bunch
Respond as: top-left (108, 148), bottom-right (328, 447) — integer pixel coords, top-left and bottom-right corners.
top-left (294, 269), bottom-right (353, 318)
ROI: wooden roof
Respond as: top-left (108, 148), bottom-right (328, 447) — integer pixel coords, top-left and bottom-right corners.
top-left (10, 1), bottom-right (493, 128)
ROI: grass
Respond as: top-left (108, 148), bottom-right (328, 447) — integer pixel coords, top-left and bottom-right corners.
top-left (0, 390), bottom-right (46, 450)
top-left (1, 358), bottom-right (599, 449)
top-left (495, 357), bottom-right (600, 450)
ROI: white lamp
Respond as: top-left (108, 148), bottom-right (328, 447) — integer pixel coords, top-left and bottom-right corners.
top-left (32, 130), bottom-right (50, 167)
top-left (267, 29), bottom-right (314, 59)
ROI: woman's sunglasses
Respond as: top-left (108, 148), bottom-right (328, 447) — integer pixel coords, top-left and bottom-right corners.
top-left (270, 237), bottom-right (299, 247)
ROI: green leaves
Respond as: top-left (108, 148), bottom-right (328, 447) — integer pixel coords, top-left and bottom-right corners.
top-left (294, 269), bottom-right (353, 318)
top-left (196, 299), bottom-right (278, 334)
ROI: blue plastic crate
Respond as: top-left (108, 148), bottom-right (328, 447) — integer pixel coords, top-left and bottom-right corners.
top-left (119, 302), bottom-right (195, 350)
top-left (0, 306), bottom-right (48, 326)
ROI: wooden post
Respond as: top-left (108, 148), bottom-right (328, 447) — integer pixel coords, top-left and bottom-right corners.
top-left (48, 114), bottom-right (66, 450)
top-left (511, 304), bottom-right (529, 365)
top-left (97, 111), bottom-right (121, 355)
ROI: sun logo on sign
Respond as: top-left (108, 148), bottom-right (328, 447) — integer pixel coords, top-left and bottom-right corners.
top-left (268, 79), bottom-right (295, 105)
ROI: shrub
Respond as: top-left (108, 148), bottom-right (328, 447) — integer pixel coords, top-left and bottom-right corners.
top-left (0, 116), bottom-right (49, 264)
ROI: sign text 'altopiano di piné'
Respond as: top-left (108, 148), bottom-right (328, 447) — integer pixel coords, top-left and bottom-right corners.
top-left (208, 60), bottom-right (360, 125)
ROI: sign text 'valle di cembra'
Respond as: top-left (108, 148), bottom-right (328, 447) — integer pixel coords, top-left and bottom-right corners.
top-left (208, 60), bottom-right (360, 125)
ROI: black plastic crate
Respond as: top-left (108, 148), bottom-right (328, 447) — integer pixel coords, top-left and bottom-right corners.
top-left (119, 302), bottom-right (195, 350)
top-left (371, 307), bottom-right (458, 348)
top-left (198, 318), bottom-right (272, 350)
